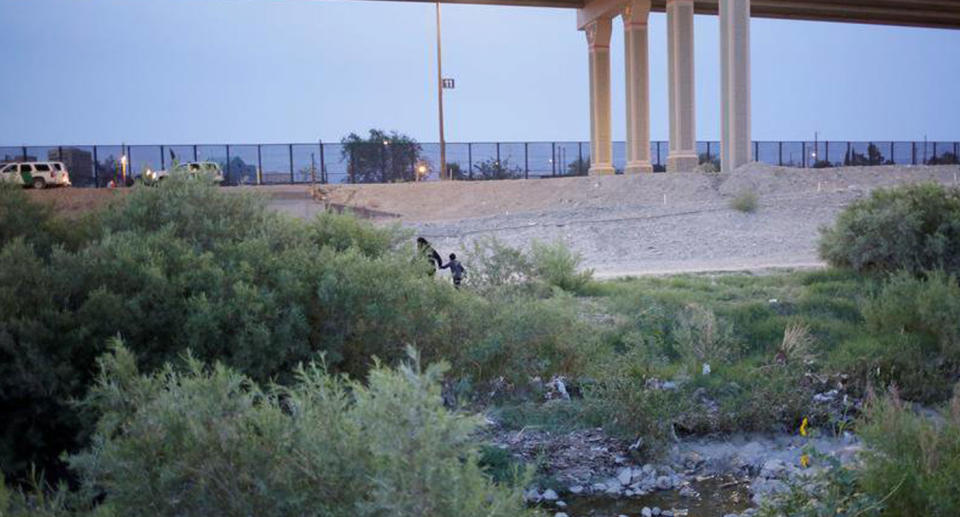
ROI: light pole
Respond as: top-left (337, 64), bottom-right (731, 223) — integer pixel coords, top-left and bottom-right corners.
top-left (435, 1), bottom-right (447, 180)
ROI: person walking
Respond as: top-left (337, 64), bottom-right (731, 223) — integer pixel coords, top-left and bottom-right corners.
top-left (417, 237), bottom-right (443, 276)
top-left (440, 253), bottom-right (466, 288)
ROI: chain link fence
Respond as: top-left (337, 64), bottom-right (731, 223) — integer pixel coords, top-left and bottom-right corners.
top-left (2, 140), bottom-right (958, 187)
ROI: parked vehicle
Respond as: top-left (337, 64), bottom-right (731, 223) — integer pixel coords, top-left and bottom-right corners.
top-left (0, 161), bottom-right (71, 189)
top-left (143, 161), bottom-right (224, 184)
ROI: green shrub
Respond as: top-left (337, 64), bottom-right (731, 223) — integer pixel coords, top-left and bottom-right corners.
top-left (819, 183), bottom-right (960, 274)
top-left (861, 270), bottom-right (960, 360)
top-left (857, 388), bottom-right (960, 516)
top-left (70, 343), bottom-right (534, 517)
top-left (529, 239), bottom-right (594, 293)
top-left (465, 237), bottom-right (593, 296)
top-left (730, 190), bottom-right (758, 213)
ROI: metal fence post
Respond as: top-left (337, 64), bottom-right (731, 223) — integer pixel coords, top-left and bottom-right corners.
top-left (890, 142), bottom-right (894, 164)
top-left (93, 145), bottom-right (99, 187)
top-left (552, 142), bottom-right (558, 176)
top-left (933, 142), bottom-right (938, 163)
top-left (778, 141), bottom-right (782, 166)
top-left (225, 145), bottom-right (231, 184)
top-left (257, 144), bottom-right (263, 185)
top-left (496, 142), bottom-right (501, 166)
top-left (524, 142), bottom-right (529, 179)
top-left (825, 141), bottom-right (829, 164)
top-left (912, 142), bottom-right (916, 165)
top-left (21, 146), bottom-right (27, 161)
top-left (349, 146), bottom-right (355, 184)
top-left (802, 141), bottom-right (807, 168)
top-left (706, 141), bottom-right (711, 161)
top-left (655, 142), bottom-right (660, 169)
top-left (289, 144), bottom-right (294, 183)
top-left (468, 143), bottom-right (473, 180)
top-left (160, 145), bottom-right (165, 169)
top-left (319, 140), bottom-right (326, 184)
top-left (193, 145), bottom-right (198, 162)
top-left (580, 142), bottom-right (585, 173)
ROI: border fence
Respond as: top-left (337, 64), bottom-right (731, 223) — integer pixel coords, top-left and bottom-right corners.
top-left (2, 140), bottom-right (958, 188)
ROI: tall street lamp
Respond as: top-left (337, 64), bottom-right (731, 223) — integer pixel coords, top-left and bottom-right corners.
top-left (435, 1), bottom-right (447, 180)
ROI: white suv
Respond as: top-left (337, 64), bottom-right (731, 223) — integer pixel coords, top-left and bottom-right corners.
top-left (0, 161), bottom-right (72, 189)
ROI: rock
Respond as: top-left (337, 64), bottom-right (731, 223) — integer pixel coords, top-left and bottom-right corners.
top-left (556, 500), bottom-right (567, 508)
top-left (618, 467), bottom-right (633, 485)
top-left (679, 485), bottom-right (699, 498)
top-left (760, 458), bottom-right (786, 479)
top-left (568, 485), bottom-right (584, 495)
top-left (663, 511), bottom-right (674, 517)
top-left (542, 489), bottom-right (559, 501)
top-left (652, 507), bottom-right (662, 516)
top-left (662, 381), bottom-right (678, 390)
top-left (656, 475), bottom-right (674, 490)
top-left (642, 463), bottom-right (656, 475)
top-left (554, 513), bottom-right (569, 517)
top-left (523, 488), bottom-right (541, 503)
top-left (605, 482), bottom-right (623, 495)
top-left (641, 507), bottom-right (653, 517)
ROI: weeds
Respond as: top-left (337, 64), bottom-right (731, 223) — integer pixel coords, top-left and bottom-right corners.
top-left (730, 190), bottom-right (758, 213)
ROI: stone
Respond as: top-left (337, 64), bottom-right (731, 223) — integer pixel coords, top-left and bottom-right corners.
top-left (568, 485), bottom-right (584, 495)
top-left (652, 507), bottom-right (662, 516)
top-left (523, 488), bottom-right (541, 503)
top-left (656, 475), bottom-right (673, 490)
top-left (641, 507), bottom-right (653, 517)
top-left (663, 512), bottom-right (674, 517)
top-left (760, 459), bottom-right (786, 479)
top-left (542, 489), bottom-right (559, 501)
top-left (679, 485), bottom-right (698, 498)
top-left (618, 467), bottom-right (633, 485)
top-left (555, 513), bottom-right (569, 517)
top-left (642, 463), bottom-right (656, 474)
top-left (556, 500), bottom-right (567, 508)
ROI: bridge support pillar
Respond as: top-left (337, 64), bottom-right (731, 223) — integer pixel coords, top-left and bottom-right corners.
top-left (666, 0), bottom-right (697, 172)
top-left (720, 0), bottom-right (752, 172)
top-left (623, 0), bottom-right (653, 174)
top-left (585, 16), bottom-right (615, 175)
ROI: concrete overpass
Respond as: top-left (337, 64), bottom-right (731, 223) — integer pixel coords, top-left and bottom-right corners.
top-left (380, 0), bottom-right (960, 173)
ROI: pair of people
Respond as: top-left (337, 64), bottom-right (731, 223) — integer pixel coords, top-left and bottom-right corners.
top-left (417, 237), bottom-right (466, 288)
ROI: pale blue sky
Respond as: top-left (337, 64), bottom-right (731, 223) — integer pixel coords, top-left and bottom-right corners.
top-left (1, 0), bottom-right (958, 145)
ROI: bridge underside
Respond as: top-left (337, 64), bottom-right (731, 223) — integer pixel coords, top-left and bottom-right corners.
top-left (384, 0), bottom-right (960, 30)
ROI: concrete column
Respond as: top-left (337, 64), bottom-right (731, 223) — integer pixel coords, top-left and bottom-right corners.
top-left (586, 17), bottom-right (615, 175)
top-left (623, 0), bottom-right (652, 173)
top-left (666, 0), bottom-right (697, 172)
top-left (720, 0), bottom-right (751, 172)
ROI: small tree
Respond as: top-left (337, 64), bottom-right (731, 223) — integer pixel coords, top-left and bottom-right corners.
top-left (341, 129), bottom-right (422, 183)
top-left (472, 158), bottom-right (522, 181)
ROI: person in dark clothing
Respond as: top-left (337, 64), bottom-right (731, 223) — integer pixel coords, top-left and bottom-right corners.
top-left (417, 237), bottom-right (443, 275)
top-left (440, 253), bottom-right (466, 288)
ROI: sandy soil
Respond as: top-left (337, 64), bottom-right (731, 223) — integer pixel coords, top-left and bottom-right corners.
top-left (318, 163), bottom-right (960, 276)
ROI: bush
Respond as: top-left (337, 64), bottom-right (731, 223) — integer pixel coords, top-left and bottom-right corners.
top-left (857, 388), bottom-right (960, 516)
top-left (861, 270), bottom-right (960, 359)
top-left (465, 237), bottom-right (593, 296)
top-left (819, 183), bottom-right (960, 274)
top-left (69, 343), bottom-right (534, 516)
top-left (730, 190), bottom-right (758, 213)
top-left (827, 270), bottom-right (960, 403)
top-left (529, 240), bottom-right (594, 293)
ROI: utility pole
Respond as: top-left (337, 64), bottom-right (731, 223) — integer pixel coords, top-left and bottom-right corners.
top-left (435, 1), bottom-right (446, 180)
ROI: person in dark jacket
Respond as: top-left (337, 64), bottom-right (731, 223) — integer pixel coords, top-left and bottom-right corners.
top-left (417, 237), bottom-right (443, 276)
top-left (440, 253), bottom-right (466, 288)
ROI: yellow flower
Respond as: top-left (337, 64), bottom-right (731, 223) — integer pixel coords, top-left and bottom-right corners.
top-left (800, 454), bottom-right (810, 468)
top-left (800, 417), bottom-right (808, 437)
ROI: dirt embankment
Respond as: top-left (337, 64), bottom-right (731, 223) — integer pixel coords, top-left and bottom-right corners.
top-left (26, 164), bottom-right (960, 276)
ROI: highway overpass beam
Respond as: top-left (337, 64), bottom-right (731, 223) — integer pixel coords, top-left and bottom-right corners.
top-left (666, 0), bottom-right (697, 172)
top-left (720, 0), bottom-right (752, 172)
top-left (623, 0), bottom-right (653, 173)
top-left (586, 16), bottom-right (615, 175)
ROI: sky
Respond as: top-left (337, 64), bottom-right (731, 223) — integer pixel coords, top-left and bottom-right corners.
top-left (0, 0), bottom-right (958, 146)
